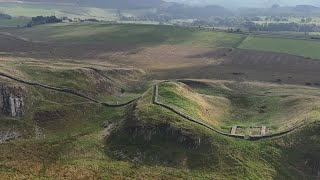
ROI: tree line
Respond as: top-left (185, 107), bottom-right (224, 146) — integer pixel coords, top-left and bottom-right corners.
top-left (243, 21), bottom-right (320, 32)
top-left (27, 16), bottom-right (62, 27)
top-left (0, 13), bottom-right (11, 20)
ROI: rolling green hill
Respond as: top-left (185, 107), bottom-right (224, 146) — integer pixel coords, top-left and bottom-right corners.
top-left (107, 81), bottom-right (320, 179)
top-left (8, 23), bottom-right (245, 47)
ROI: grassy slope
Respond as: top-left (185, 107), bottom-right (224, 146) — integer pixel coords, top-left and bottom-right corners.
top-left (239, 36), bottom-right (320, 59)
top-left (2, 58), bottom-right (148, 100)
top-left (0, 18), bottom-right (30, 28)
top-left (106, 85), bottom-right (320, 179)
top-left (0, 3), bottom-right (118, 21)
top-left (8, 22), bottom-right (320, 59)
top-left (9, 23), bottom-right (244, 47)
top-left (179, 80), bottom-right (320, 134)
top-left (0, 77), bottom-right (319, 179)
top-left (158, 82), bottom-right (229, 129)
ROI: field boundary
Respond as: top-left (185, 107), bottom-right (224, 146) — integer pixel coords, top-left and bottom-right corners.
top-left (0, 72), bottom-right (139, 107)
top-left (153, 82), bottom-right (308, 140)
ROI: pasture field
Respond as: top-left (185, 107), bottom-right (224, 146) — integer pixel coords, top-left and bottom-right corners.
top-left (0, 18), bottom-right (30, 28)
top-left (239, 36), bottom-right (320, 59)
top-left (7, 23), bottom-right (245, 47)
top-left (0, 2), bottom-right (118, 21)
top-left (5, 23), bottom-right (320, 60)
top-left (0, 3), bottom-right (55, 17)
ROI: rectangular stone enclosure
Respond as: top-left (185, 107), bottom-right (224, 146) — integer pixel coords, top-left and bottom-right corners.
top-left (230, 126), bottom-right (267, 136)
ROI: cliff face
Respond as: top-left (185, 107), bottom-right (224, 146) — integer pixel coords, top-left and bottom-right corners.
top-left (130, 124), bottom-right (202, 150)
top-left (0, 85), bottom-right (25, 117)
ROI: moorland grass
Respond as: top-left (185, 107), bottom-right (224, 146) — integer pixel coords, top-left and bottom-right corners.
top-left (0, 77), bottom-right (319, 179)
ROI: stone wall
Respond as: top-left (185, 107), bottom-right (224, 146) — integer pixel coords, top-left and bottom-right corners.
top-left (153, 82), bottom-right (308, 141)
top-left (0, 72), bottom-right (138, 107)
top-left (153, 84), bottom-right (245, 139)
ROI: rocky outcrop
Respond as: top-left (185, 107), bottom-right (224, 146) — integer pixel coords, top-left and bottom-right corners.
top-left (0, 129), bottom-right (20, 143)
top-left (0, 85), bottom-right (24, 117)
top-left (130, 124), bottom-right (202, 150)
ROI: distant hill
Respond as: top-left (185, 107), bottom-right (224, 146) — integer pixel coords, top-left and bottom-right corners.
top-left (164, 0), bottom-right (320, 8)
top-left (16, 0), bottom-right (165, 9)
top-left (160, 4), bottom-right (232, 18)
top-left (79, 0), bottom-right (164, 9)
top-left (238, 5), bottom-right (320, 16)
top-left (6, 0), bottom-right (232, 17)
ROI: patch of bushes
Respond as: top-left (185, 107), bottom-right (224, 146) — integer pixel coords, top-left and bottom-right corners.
top-left (0, 13), bottom-right (11, 20)
top-left (27, 16), bottom-right (62, 27)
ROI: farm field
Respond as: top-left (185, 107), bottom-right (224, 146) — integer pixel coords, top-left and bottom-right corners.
top-left (6, 23), bottom-right (245, 47)
top-left (239, 36), bottom-right (320, 59)
top-left (4, 23), bottom-right (320, 60)
top-left (0, 2), bottom-right (119, 21)
top-left (0, 18), bottom-right (30, 28)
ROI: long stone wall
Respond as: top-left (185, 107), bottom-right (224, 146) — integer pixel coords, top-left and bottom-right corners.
top-left (153, 82), bottom-right (308, 141)
top-left (0, 71), bottom-right (310, 140)
top-left (0, 72), bottom-right (138, 107)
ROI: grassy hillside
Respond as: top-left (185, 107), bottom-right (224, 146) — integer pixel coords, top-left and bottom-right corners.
top-left (158, 82), bottom-right (229, 129)
top-left (8, 23), bottom-right (245, 47)
top-left (106, 83), bottom-right (320, 179)
top-left (179, 80), bottom-right (320, 134)
top-left (0, 18), bottom-right (30, 28)
top-left (7, 22), bottom-right (320, 59)
top-left (0, 63), bottom-right (319, 178)
top-left (239, 36), bottom-right (320, 59)
top-left (1, 19), bottom-right (320, 179)
top-left (0, 2), bottom-right (119, 21)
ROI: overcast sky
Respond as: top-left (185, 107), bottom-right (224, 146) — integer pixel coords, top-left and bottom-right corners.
top-left (164, 0), bottom-right (320, 8)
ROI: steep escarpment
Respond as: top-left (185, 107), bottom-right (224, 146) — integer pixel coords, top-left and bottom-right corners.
top-left (0, 83), bottom-right (25, 117)
top-left (106, 88), bottom-right (219, 167)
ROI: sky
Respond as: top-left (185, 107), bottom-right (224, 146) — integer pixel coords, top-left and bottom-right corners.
top-left (164, 0), bottom-right (320, 8)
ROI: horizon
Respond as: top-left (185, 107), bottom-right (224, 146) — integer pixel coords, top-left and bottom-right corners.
top-left (164, 0), bottom-right (320, 8)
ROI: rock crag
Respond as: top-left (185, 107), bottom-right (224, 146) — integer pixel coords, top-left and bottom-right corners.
top-left (0, 85), bottom-right (24, 117)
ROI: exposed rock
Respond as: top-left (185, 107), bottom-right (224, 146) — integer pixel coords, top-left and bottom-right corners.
top-left (0, 85), bottom-right (25, 117)
top-left (130, 124), bottom-right (202, 150)
top-left (0, 129), bottom-right (21, 143)
top-left (34, 126), bottom-right (45, 139)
